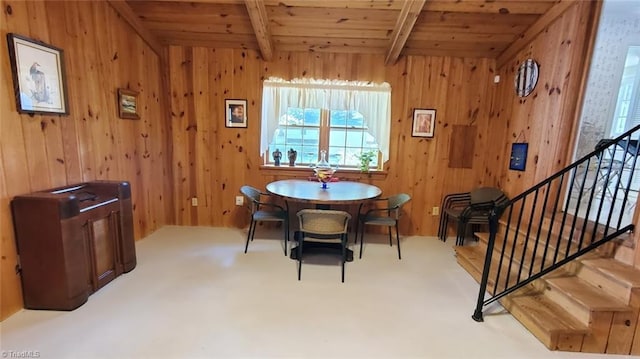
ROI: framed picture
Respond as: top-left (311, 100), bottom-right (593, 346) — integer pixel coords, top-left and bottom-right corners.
top-left (118, 88), bottom-right (140, 120)
top-left (509, 143), bottom-right (528, 171)
top-left (225, 99), bottom-right (247, 128)
top-left (6, 33), bottom-right (69, 115)
top-left (412, 108), bottom-right (436, 138)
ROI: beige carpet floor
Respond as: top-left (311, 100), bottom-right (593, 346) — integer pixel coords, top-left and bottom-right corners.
top-left (0, 226), bottom-right (632, 359)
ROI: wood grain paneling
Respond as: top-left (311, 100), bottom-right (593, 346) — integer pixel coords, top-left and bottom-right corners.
top-left (163, 0), bottom-right (607, 249)
top-left (0, 0), bottom-right (173, 319)
top-left (492, 0), bottom-right (638, 267)
top-left (1, 0), bottom-right (623, 322)
top-left (494, 2), bottom-right (596, 197)
top-left (449, 125), bottom-right (477, 169)
top-left (166, 49), bottom-right (499, 238)
top-left (127, 0), bottom-right (558, 59)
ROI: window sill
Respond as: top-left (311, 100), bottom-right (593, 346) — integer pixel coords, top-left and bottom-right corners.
top-left (259, 165), bottom-right (387, 180)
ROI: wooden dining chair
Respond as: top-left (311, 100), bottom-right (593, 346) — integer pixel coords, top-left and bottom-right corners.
top-left (240, 185), bottom-right (289, 256)
top-left (356, 193), bottom-right (411, 260)
top-left (296, 209), bottom-right (351, 282)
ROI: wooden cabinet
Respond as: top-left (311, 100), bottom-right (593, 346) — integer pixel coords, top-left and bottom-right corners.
top-left (11, 181), bottom-right (136, 310)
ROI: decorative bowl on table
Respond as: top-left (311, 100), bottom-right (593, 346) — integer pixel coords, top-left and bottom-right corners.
top-left (314, 167), bottom-right (336, 189)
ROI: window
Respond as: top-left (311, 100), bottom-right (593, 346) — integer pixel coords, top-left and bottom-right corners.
top-left (268, 108), bottom-right (379, 167)
top-left (610, 46), bottom-right (640, 137)
top-left (270, 108), bottom-right (321, 165)
top-left (260, 78), bottom-right (391, 169)
top-left (328, 110), bottom-right (379, 167)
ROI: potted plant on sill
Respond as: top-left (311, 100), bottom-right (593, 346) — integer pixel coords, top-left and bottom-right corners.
top-left (356, 150), bottom-right (377, 173)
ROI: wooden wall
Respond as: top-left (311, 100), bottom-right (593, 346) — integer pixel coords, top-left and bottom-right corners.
top-left (0, 1), bottom-right (173, 319)
top-left (493, 1), bottom-right (597, 196)
top-left (164, 2), bottom-right (606, 244)
top-left (493, 1), bottom-right (639, 268)
top-left (167, 48), bottom-right (501, 235)
top-left (1, 0), bottom-right (628, 321)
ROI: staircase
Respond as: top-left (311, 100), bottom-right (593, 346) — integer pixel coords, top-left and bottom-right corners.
top-left (453, 125), bottom-right (640, 355)
top-left (456, 221), bottom-right (640, 354)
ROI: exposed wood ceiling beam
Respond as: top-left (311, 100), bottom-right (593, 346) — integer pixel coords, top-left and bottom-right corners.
top-left (496, 0), bottom-right (576, 68)
top-left (107, 0), bottom-right (163, 55)
top-left (423, 1), bottom-right (558, 15)
top-left (244, 0), bottom-right (273, 61)
top-left (264, 0), bottom-right (405, 10)
top-left (385, 0), bottom-right (427, 66)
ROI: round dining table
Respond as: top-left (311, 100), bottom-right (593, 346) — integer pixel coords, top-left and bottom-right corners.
top-left (266, 179), bottom-right (382, 206)
top-left (266, 179), bottom-right (382, 262)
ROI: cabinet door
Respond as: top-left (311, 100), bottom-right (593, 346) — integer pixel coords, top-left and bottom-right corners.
top-left (86, 212), bottom-right (119, 290)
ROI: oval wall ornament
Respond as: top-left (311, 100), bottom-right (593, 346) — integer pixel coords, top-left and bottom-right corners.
top-left (514, 59), bottom-right (539, 97)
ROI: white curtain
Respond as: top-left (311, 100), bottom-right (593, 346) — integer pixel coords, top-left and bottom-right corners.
top-left (260, 77), bottom-right (392, 163)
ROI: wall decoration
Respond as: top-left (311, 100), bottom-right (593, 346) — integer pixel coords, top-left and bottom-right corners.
top-left (118, 88), bottom-right (140, 119)
top-left (412, 108), bottom-right (436, 138)
top-left (225, 99), bottom-right (247, 128)
top-left (509, 143), bottom-right (529, 171)
top-left (7, 33), bottom-right (69, 115)
top-left (515, 58), bottom-right (540, 97)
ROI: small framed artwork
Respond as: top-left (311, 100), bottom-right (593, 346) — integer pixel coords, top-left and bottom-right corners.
top-left (412, 108), bottom-right (436, 138)
top-left (118, 88), bottom-right (140, 120)
top-left (509, 143), bottom-right (528, 171)
top-left (6, 33), bottom-right (69, 115)
top-left (225, 99), bottom-right (248, 128)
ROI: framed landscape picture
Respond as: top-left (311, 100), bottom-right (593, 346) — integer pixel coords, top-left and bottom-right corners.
top-left (118, 88), bottom-right (140, 120)
top-left (7, 33), bottom-right (69, 115)
top-left (118, 89), bottom-right (140, 120)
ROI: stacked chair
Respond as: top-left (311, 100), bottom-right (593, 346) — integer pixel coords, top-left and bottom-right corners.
top-left (438, 187), bottom-right (508, 245)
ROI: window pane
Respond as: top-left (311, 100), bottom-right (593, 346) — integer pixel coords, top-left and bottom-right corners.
top-left (329, 128), bottom-right (371, 148)
top-left (270, 108), bottom-right (321, 165)
top-left (303, 108), bottom-right (321, 126)
top-left (329, 128), bottom-right (347, 147)
top-left (330, 110), bottom-right (365, 128)
top-left (346, 131), bottom-right (365, 147)
top-left (363, 132), bottom-right (378, 148)
top-left (300, 146), bottom-right (318, 164)
top-left (272, 128), bottom-right (286, 146)
top-left (327, 147), bottom-right (344, 165)
top-left (343, 148), bottom-right (363, 167)
top-left (280, 108), bottom-right (301, 125)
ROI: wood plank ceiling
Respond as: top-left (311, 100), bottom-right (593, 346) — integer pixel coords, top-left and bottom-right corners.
top-left (124, 0), bottom-right (564, 64)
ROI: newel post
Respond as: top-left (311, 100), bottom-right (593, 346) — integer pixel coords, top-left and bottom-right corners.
top-left (472, 209), bottom-right (499, 322)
